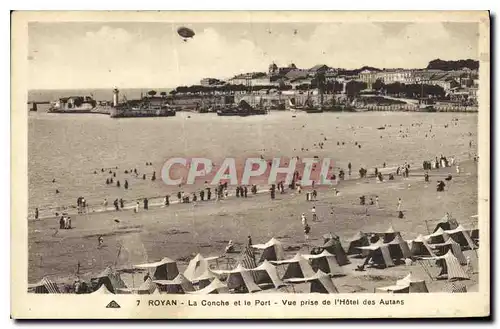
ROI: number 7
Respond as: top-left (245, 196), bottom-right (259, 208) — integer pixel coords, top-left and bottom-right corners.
top-left (136, 300), bottom-right (140, 306)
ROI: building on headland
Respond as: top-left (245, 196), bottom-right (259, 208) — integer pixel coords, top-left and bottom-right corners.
top-left (200, 78), bottom-right (225, 86)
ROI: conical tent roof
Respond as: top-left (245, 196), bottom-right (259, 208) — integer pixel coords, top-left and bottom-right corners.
top-left (154, 274), bottom-right (195, 293)
top-left (444, 225), bottom-right (476, 250)
top-left (134, 257), bottom-right (176, 268)
top-left (410, 235), bottom-right (435, 257)
top-left (189, 278), bottom-right (229, 294)
top-left (91, 284), bottom-right (114, 294)
top-left (303, 250), bottom-right (344, 277)
top-left (252, 260), bottom-right (285, 288)
top-left (183, 254), bottom-right (219, 281)
top-left (226, 267), bottom-right (262, 293)
top-left (386, 225), bottom-right (396, 233)
top-left (348, 231), bottom-right (366, 242)
top-left (252, 237), bottom-right (282, 249)
top-left (280, 253), bottom-right (316, 280)
top-left (378, 273), bottom-right (428, 293)
top-left (396, 273), bottom-right (425, 286)
top-left (321, 238), bottom-right (350, 266)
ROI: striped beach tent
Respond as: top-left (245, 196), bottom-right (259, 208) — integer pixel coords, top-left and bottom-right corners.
top-left (447, 282), bottom-right (467, 293)
top-left (28, 277), bottom-right (60, 294)
top-left (423, 250), bottom-right (469, 281)
top-left (430, 237), bottom-right (467, 265)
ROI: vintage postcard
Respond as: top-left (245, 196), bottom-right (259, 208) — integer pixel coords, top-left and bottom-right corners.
top-left (11, 11), bottom-right (490, 319)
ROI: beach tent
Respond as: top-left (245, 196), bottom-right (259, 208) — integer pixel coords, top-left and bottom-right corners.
top-left (213, 264), bottom-right (261, 293)
top-left (273, 253), bottom-right (316, 280)
top-left (116, 277), bottom-right (157, 295)
top-left (252, 238), bottom-right (285, 263)
top-left (183, 254), bottom-right (220, 281)
top-left (193, 268), bottom-right (218, 289)
top-left (372, 225), bottom-right (401, 243)
top-left (358, 240), bottom-right (394, 268)
top-left (134, 257), bottom-right (179, 281)
top-left (470, 228), bottom-right (479, 244)
top-left (28, 277), bottom-right (60, 294)
top-left (346, 231), bottom-right (370, 256)
top-left (410, 235), bottom-right (435, 257)
top-left (382, 225), bottom-right (400, 243)
top-left (433, 213), bottom-right (459, 232)
top-left (91, 284), bottom-right (114, 295)
top-left (154, 274), bottom-right (195, 294)
top-left (446, 282), bottom-right (467, 293)
top-left (377, 273), bottom-right (429, 293)
top-left (430, 238), bottom-right (467, 265)
top-left (321, 238), bottom-right (350, 266)
top-left (444, 225), bottom-right (477, 250)
top-left (286, 270), bottom-right (339, 294)
top-left (424, 227), bottom-right (449, 244)
top-left (423, 250), bottom-right (469, 281)
top-left (387, 235), bottom-right (411, 260)
top-left (188, 278), bottom-right (229, 295)
top-left (303, 250), bottom-right (344, 277)
top-left (90, 267), bottom-right (127, 293)
top-left (251, 260), bottom-right (286, 289)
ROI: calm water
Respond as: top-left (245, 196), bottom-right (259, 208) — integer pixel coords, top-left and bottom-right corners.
top-left (28, 111), bottom-right (477, 214)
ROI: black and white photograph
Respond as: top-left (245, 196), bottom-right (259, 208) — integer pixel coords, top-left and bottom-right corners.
top-left (11, 11), bottom-right (490, 319)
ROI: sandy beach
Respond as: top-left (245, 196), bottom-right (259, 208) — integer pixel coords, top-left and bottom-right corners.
top-left (28, 156), bottom-right (479, 293)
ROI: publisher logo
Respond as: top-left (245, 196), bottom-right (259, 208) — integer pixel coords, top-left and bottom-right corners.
top-left (106, 300), bottom-right (121, 309)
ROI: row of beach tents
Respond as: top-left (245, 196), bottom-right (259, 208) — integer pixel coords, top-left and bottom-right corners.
top-left (29, 214), bottom-right (478, 295)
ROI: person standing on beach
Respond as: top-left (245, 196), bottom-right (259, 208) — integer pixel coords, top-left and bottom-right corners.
top-left (301, 213), bottom-right (307, 227)
top-left (120, 198), bottom-right (124, 209)
top-left (200, 189), bottom-right (205, 201)
top-left (143, 198), bottom-right (149, 210)
top-left (124, 180), bottom-right (129, 189)
top-left (164, 195), bottom-right (170, 207)
top-left (375, 196), bottom-right (379, 208)
top-left (103, 198), bottom-right (108, 210)
top-left (348, 162), bottom-right (352, 176)
top-left (35, 207), bottom-right (39, 220)
top-left (113, 199), bottom-right (119, 211)
top-left (134, 201), bottom-right (139, 213)
top-left (311, 206), bottom-right (317, 222)
top-left (397, 198), bottom-right (402, 211)
top-left (244, 186), bottom-right (248, 198)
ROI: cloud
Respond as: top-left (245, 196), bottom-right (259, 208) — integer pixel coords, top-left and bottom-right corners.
top-left (28, 23), bottom-right (479, 89)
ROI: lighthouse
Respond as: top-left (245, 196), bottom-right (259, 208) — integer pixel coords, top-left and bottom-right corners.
top-left (112, 87), bottom-right (120, 107)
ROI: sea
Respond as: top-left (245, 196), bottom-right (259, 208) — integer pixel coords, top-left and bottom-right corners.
top-left (28, 108), bottom-right (478, 217)
top-left (28, 88), bottom-right (173, 103)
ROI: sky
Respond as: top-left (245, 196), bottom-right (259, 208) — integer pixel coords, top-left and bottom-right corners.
top-left (28, 22), bottom-right (479, 90)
